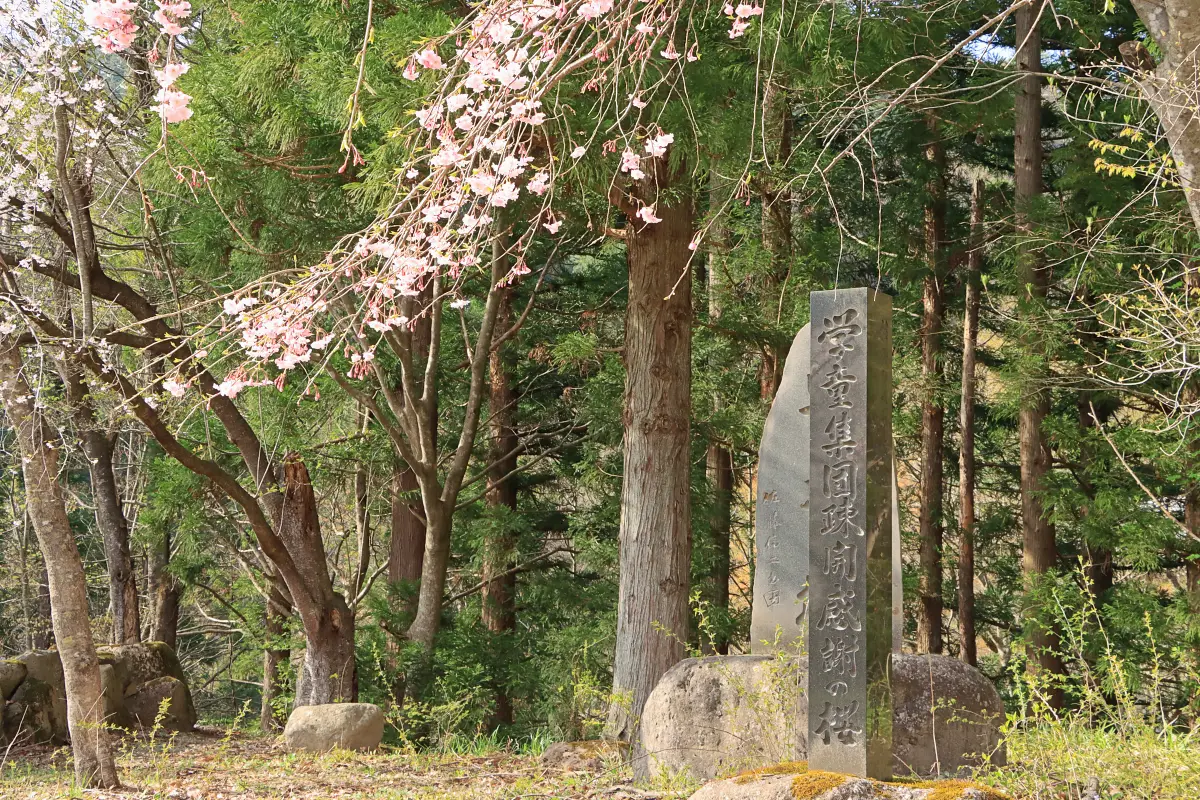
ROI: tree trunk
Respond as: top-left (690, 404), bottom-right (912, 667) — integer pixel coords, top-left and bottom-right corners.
top-left (483, 281), bottom-right (519, 728)
top-left (1127, 0), bottom-right (1200, 235)
top-left (917, 124), bottom-right (947, 655)
top-left (34, 542), bottom-right (54, 649)
top-left (607, 158), bottom-right (693, 766)
top-left (261, 582), bottom-right (291, 731)
top-left (390, 463), bottom-right (426, 616)
top-left (280, 456), bottom-right (357, 706)
top-left (148, 525), bottom-right (180, 649)
top-left (60, 366), bottom-right (140, 645)
top-left (1015, 0), bottom-right (1065, 709)
top-left (759, 81), bottom-right (794, 400)
top-left (703, 172), bottom-right (733, 655)
top-left (0, 342), bottom-right (118, 788)
top-left (958, 178), bottom-right (983, 667)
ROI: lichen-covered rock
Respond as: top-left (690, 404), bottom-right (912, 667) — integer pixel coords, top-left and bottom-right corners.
top-left (0, 660), bottom-right (26, 701)
top-left (2, 676), bottom-right (67, 744)
top-left (641, 654), bottom-right (1005, 782)
top-left (689, 769), bottom-right (1010, 800)
top-left (125, 676), bottom-right (196, 731)
top-left (641, 655), bottom-right (807, 781)
top-left (890, 654), bottom-right (1007, 774)
top-left (100, 664), bottom-right (132, 729)
top-left (539, 740), bottom-right (627, 772)
top-left (97, 641), bottom-right (187, 693)
top-left (19, 650), bottom-right (65, 699)
top-left (283, 703), bottom-right (384, 753)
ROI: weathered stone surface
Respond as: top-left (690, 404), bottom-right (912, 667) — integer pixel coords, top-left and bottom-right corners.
top-left (2, 676), bottom-right (67, 744)
top-left (890, 654), bottom-right (1007, 774)
top-left (19, 650), bottom-right (65, 698)
top-left (641, 654), bottom-right (1005, 782)
top-left (641, 655), bottom-right (807, 780)
top-left (98, 641), bottom-right (187, 692)
top-left (283, 703), bottom-right (384, 753)
top-left (0, 660), bottom-right (26, 701)
top-left (125, 676), bottom-right (196, 732)
top-left (99, 663), bottom-right (132, 729)
top-left (539, 740), bottom-right (627, 772)
top-left (752, 325), bottom-right (812, 656)
top-left (689, 771), bottom-right (1006, 800)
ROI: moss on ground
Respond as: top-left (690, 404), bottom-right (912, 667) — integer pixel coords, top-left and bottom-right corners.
top-left (734, 760), bottom-right (809, 784)
top-left (790, 770), bottom-right (848, 798)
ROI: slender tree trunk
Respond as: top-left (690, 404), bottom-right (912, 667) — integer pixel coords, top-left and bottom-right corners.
top-left (0, 342), bottom-right (118, 788)
top-left (280, 456), bottom-right (357, 706)
top-left (148, 526), bottom-right (180, 649)
top-left (261, 582), bottom-right (291, 731)
top-left (1015, 0), bottom-right (1065, 708)
top-left (759, 81), bottom-right (794, 400)
top-left (390, 463), bottom-right (426, 616)
top-left (958, 178), bottom-right (983, 667)
top-left (917, 124), bottom-right (947, 655)
top-left (482, 280), bottom-right (519, 728)
top-left (607, 158), bottom-right (694, 769)
top-left (703, 172), bottom-right (733, 655)
top-left (34, 552), bottom-right (54, 649)
top-left (60, 366), bottom-right (140, 645)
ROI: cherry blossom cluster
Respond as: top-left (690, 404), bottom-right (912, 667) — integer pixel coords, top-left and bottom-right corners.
top-left (212, 0), bottom-right (770, 396)
top-left (191, 0), bottom-right (761, 402)
top-left (724, 2), bottom-right (764, 39)
top-left (82, 0), bottom-right (195, 123)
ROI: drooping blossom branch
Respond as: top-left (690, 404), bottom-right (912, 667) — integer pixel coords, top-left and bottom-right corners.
top-left (198, 0), bottom-right (763, 398)
top-left (82, 0), bottom-right (195, 124)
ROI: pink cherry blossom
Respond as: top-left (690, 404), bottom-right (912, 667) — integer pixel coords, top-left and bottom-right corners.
top-left (645, 132), bottom-right (674, 157)
top-left (82, 0), bottom-right (139, 53)
top-left (417, 49), bottom-right (445, 70)
top-left (155, 87), bottom-right (193, 123)
top-left (636, 205), bottom-right (662, 224)
top-left (544, 218), bottom-right (562, 233)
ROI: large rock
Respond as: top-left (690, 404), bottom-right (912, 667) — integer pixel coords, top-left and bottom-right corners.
top-left (0, 660), bottom-right (26, 701)
top-left (689, 769), bottom-right (1008, 800)
top-left (97, 641), bottom-right (188, 692)
top-left (283, 703), bottom-right (385, 753)
top-left (2, 677), bottom-right (67, 744)
top-left (126, 676), bottom-right (196, 732)
top-left (641, 654), bottom-right (1005, 782)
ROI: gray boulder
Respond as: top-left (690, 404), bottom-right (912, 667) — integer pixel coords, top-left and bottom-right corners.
top-left (125, 675), bottom-right (196, 732)
top-left (641, 654), bottom-right (1005, 782)
top-left (2, 677), bottom-right (67, 744)
top-left (97, 641), bottom-right (188, 691)
top-left (0, 660), bottom-right (26, 701)
top-left (283, 703), bottom-right (385, 753)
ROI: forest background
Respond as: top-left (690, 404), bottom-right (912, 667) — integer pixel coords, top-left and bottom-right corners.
top-left (1, 0), bottom-right (1200, 794)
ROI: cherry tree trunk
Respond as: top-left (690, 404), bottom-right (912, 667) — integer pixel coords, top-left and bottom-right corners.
top-left (148, 526), bottom-right (180, 649)
top-left (0, 343), bottom-right (118, 788)
top-left (279, 456), bottom-right (357, 706)
top-left (607, 166), bottom-right (694, 765)
top-left (483, 283), bottom-right (519, 727)
top-left (84, 431), bottom-right (140, 645)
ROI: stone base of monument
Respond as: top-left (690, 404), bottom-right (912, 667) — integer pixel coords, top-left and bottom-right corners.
top-left (640, 654), bottom-right (1005, 783)
top-left (687, 764), bottom-right (1010, 800)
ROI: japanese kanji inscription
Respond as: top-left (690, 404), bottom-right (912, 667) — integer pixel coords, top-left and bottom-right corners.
top-left (807, 288), bottom-right (893, 779)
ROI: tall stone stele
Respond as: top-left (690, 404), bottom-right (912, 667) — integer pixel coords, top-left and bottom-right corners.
top-left (807, 288), bottom-right (893, 780)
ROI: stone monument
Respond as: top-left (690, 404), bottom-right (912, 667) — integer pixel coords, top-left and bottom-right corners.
top-left (638, 288), bottom-right (1006, 785)
top-left (806, 287), bottom-right (893, 779)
